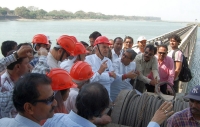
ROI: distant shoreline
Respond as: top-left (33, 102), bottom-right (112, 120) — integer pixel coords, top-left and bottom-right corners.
top-left (0, 17), bottom-right (162, 22)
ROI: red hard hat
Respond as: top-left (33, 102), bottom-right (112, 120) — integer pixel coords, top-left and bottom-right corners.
top-left (32, 34), bottom-right (49, 44)
top-left (73, 43), bottom-right (89, 56)
top-left (70, 61), bottom-right (94, 81)
top-left (93, 36), bottom-right (111, 46)
top-left (57, 35), bottom-right (77, 56)
top-left (47, 68), bottom-right (77, 91)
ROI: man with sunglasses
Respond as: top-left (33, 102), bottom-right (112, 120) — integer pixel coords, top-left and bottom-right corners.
top-left (134, 44), bottom-right (160, 93)
top-left (146, 44), bottom-right (174, 94)
top-left (167, 85), bottom-right (200, 126)
top-left (0, 73), bottom-right (57, 127)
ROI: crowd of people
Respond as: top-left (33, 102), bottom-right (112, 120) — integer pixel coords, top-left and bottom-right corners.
top-left (0, 31), bottom-right (199, 127)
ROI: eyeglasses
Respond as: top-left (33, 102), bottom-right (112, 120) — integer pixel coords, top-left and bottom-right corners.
top-left (32, 92), bottom-right (55, 105)
top-left (144, 51), bottom-right (153, 57)
top-left (189, 99), bottom-right (200, 104)
top-left (158, 52), bottom-right (166, 55)
top-left (122, 53), bottom-right (131, 59)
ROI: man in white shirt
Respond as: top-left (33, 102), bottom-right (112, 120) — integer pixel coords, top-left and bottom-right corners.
top-left (111, 49), bottom-right (139, 101)
top-left (47, 35), bottom-right (77, 68)
top-left (111, 37), bottom-right (123, 62)
top-left (167, 34), bottom-right (183, 93)
top-left (85, 36), bottom-right (116, 98)
top-left (60, 42), bottom-right (88, 72)
top-left (133, 36), bottom-right (147, 54)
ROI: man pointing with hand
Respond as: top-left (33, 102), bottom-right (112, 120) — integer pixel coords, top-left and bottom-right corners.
top-left (85, 36), bottom-right (116, 100)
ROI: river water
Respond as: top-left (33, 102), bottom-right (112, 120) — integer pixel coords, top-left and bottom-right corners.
top-left (0, 20), bottom-right (186, 50)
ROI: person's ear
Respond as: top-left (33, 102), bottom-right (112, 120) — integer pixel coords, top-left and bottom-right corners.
top-left (15, 64), bottom-right (20, 69)
top-left (24, 102), bottom-right (34, 115)
top-left (58, 48), bottom-right (64, 55)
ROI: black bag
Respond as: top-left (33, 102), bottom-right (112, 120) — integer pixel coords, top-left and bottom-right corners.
top-left (172, 49), bottom-right (192, 82)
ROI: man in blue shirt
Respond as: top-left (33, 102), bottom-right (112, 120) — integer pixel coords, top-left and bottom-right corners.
top-left (43, 82), bottom-right (110, 127)
top-left (0, 73), bottom-right (57, 127)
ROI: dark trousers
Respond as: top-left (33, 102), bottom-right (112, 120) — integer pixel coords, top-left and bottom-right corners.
top-left (134, 79), bottom-right (146, 93)
top-left (145, 83), bottom-right (168, 94)
top-left (173, 80), bottom-right (179, 93)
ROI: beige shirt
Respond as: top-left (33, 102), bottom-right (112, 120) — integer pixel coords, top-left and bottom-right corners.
top-left (134, 53), bottom-right (160, 84)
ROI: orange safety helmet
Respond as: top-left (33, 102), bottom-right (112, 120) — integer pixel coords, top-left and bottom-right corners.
top-left (56, 35), bottom-right (77, 56)
top-left (93, 36), bottom-right (111, 46)
top-left (73, 43), bottom-right (89, 56)
top-left (32, 34), bottom-right (49, 44)
top-left (47, 68), bottom-right (77, 91)
top-left (70, 61), bottom-right (94, 81)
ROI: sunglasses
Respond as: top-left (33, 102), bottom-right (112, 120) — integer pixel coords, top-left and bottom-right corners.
top-left (158, 52), bottom-right (166, 55)
top-left (32, 92), bottom-right (55, 105)
top-left (144, 51), bottom-right (153, 57)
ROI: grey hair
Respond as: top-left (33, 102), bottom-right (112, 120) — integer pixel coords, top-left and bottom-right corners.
top-left (125, 49), bottom-right (137, 60)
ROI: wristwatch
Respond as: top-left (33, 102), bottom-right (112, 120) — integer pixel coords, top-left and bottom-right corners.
top-left (13, 51), bottom-right (19, 59)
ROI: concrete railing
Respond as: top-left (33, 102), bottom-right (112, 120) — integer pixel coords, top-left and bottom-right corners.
top-left (178, 25), bottom-right (198, 65)
top-left (132, 24), bottom-right (195, 48)
top-left (147, 24), bottom-right (195, 45)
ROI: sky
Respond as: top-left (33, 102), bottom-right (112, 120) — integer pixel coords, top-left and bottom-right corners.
top-left (1, 0), bottom-right (199, 22)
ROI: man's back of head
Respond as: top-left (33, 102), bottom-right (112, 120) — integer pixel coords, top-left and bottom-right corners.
top-left (1, 40), bottom-right (17, 57)
top-left (89, 31), bottom-right (102, 47)
top-left (76, 82), bottom-right (109, 120)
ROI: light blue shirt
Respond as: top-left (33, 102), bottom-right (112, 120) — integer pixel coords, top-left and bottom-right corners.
top-left (0, 114), bottom-right (41, 127)
top-left (110, 58), bottom-right (136, 101)
top-left (147, 121), bottom-right (160, 127)
top-left (43, 111), bottom-right (96, 127)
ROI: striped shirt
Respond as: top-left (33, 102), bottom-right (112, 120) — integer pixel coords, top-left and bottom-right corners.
top-left (0, 54), bottom-right (17, 72)
top-left (167, 108), bottom-right (200, 127)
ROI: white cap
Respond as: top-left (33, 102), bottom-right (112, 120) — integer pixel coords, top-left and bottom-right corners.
top-left (137, 36), bottom-right (146, 42)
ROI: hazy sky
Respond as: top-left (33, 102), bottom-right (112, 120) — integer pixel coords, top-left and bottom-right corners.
top-left (1, 0), bottom-right (199, 22)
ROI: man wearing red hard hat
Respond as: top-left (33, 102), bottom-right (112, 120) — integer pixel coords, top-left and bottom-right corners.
top-left (85, 36), bottom-right (116, 101)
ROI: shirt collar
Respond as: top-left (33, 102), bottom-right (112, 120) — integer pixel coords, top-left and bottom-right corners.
top-left (68, 111), bottom-right (96, 127)
top-left (15, 114), bottom-right (41, 127)
top-left (94, 54), bottom-right (106, 61)
top-left (142, 54), bottom-right (146, 62)
top-left (111, 49), bottom-right (122, 55)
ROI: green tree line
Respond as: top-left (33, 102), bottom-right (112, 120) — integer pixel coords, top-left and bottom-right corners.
top-left (0, 6), bottom-right (161, 21)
